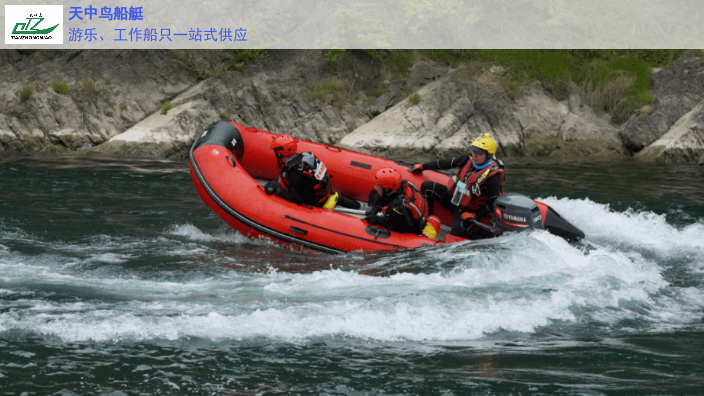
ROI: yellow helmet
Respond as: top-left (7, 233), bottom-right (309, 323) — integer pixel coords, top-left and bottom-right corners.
top-left (471, 133), bottom-right (497, 156)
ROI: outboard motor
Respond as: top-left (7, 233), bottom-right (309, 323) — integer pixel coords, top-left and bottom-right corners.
top-left (492, 192), bottom-right (585, 241)
top-left (493, 192), bottom-right (545, 232)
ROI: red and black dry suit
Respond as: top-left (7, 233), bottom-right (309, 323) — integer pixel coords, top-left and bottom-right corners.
top-left (365, 180), bottom-right (429, 235)
top-left (419, 153), bottom-right (504, 240)
top-left (265, 152), bottom-right (361, 209)
top-left (266, 152), bottom-right (332, 207)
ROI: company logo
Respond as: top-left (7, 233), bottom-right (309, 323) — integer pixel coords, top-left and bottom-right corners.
top-left (12, 15), bottom-right (59, 35)
top-left (503, 213), bottom-right (527, 223)
top-left (5, 5), bottom-right (63, 45)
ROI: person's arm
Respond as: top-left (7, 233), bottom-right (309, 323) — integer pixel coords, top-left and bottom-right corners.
top-left (364, 190), bottom-right (383, 225)
top-left (266, 174), bottom-right (303, 204)
top-left (367, 189), bottom-right (381, 209)
top-left (264, 178), bottom-right (279, 195)
top-left (419, 153), bottom-right (470, 171)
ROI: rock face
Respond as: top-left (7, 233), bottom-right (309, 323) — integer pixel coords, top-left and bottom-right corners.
top-left (0, 49), bottom-right (373, 157)
top-left (619, 51), bottom-right (704, 153)
top-left (634, 99), bottom-right (704, 165)
top-left (2, 49), bottom-right (704, 164)
top-left (515, 83), bottom-right (626, 158)
top-left (340, 77), bottom-right (627, 158)
top-left (0, 50), bottom-right (207, 153)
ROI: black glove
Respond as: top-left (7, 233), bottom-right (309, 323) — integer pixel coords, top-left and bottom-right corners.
top-left (264, 185), bottom-right (276, 195)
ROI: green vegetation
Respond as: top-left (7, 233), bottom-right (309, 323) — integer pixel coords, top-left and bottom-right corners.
top-left (306, 77), bottom-right (349, 111)
top-left (19, 86), bottom-right (33, 101)
top-left (171, 50), bottom-right (226, 79)
top-left (161, 101), bottom-right (172, 115)
top-left (364, 82), bottom-right (390, 107)
top-left (77, 80), bottom-right (98, 101)
top-left (51, 81), bottom-right (69, 94)
top-left (363, 49), bottom-right (382, 59)
top-left (409, 93), bottom-right (420, 105)
top-left (424, 49), bottom-right (687, 119)
top-left (324, 49), bottom-right (346, 63)
top-left (387, 50), bottom-right (415, 75)
top-left (232, 49), bottom-right (266, 70)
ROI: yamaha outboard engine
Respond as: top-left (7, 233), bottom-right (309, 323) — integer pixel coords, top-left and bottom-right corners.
top-left (493, 193), bottom-right (545, 232)
top-left (493, 192), bottom-right (585, 241)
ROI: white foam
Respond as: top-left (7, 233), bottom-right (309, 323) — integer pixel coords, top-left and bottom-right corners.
top-left (3, 231), bottom-right (696, 344)
top-left (540, 196), bottom-right (704, 252)
top-left (1, 199), bottom-right (702, 343)
top-left (166, 224), bottom-right (249, 244)
top-left (11, 351), bottom-right (36, 358)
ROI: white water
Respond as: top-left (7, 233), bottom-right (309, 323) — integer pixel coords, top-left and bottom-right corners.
top-left (1, 198), bottom-right (703, 343)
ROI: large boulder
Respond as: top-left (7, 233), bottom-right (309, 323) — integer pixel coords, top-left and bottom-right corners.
top-left (338, 69), bottom-right (519, 157)
top-left (619, 51), bottom-right (704, 153)
top-left (634, 98), bottom-right (704, 165)
top-left (517, 85), bottom-right (626, 157)
top-left (340, 75), bottom-right (628, 159)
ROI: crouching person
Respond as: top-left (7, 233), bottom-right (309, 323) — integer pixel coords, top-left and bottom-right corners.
top-left (365, 168), bottom-right (440, 240)
top-left (265, 134), bottom-right (360, 210)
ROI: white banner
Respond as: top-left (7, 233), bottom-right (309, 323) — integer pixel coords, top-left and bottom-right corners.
top-left (2, 1), bottom-right (703, 49)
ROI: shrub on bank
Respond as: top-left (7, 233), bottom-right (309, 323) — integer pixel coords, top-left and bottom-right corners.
top-left (306, 77), bottom-right (349, 111)
top-left (232, 49), bottom-right (266, 70)
top-left (52, 81), bottom-right (69, 94)
top-left (161, 101), bottom-right (172, 115)
top-left (19, 86), bottom-right (33, 101)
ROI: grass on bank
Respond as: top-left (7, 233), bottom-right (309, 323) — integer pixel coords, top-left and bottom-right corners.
top-left (19, 86), bottom-right (33, 101)
top-left (51, 81), bottom-right (69, 94)
top-left (310, 49), bottom-right (692, 121)
top-left (424, 49), bottom-right (687, 119)
top-left (232, 49), bottom-right (266, 70)
top-left (161, 101), bottom-right (173, 115)
top-left (306, 77), bottom-right (349, 111)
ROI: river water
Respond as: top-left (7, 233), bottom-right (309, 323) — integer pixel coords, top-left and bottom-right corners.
top-left (1, 154), bottom-right (703, 395)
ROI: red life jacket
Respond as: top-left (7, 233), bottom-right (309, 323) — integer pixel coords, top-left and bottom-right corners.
top-left (278, 152), bottom-right (332, 206)
top-left (447, 159), bottom-right (504, 209)
top-left (401, 180), bottom-right (429, 225)
top-left (381, 180), bottom-right (429, 232)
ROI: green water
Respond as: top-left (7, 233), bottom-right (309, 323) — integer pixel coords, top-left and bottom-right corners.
top-left (1, 154), bottom-right (703, 395)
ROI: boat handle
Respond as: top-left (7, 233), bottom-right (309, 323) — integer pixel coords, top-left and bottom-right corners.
top-left (326, 145), bottom-right (342, 152)
top-left (226, 155), bottom-right (236, 167)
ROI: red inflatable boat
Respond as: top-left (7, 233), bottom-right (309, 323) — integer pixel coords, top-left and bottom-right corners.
top-left (189, 121), bottom-right (584, 253)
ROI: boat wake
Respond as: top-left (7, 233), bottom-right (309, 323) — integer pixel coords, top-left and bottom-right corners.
top-left (1, 197), bottom-right (703, 343)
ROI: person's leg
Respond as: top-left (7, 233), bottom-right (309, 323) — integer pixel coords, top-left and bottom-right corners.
top-left (336, 193), bottom-right (361, 209)
top-left (449, 206), bottom-right (471, 238)
top-left (420, 181), bottom-right (453, 213)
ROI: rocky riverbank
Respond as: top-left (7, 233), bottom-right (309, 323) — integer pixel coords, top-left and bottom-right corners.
top-left (1, 49), bottom-right (703, 164)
